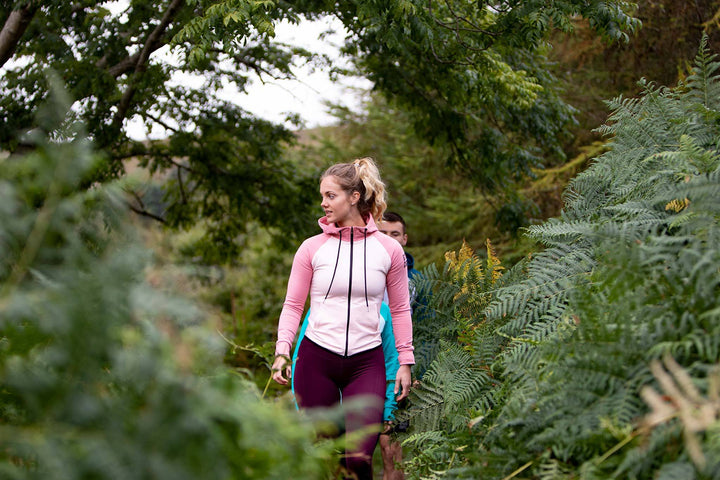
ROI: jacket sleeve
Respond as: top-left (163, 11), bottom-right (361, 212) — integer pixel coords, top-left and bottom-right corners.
top-left (380, 303), bottom-right (400, 380)
top-left (385, 242), bottom-right (415, 365)
top-left (380, 303), bottom-right (399, 421)
top-left (275, 240), bottom-right (314, 357)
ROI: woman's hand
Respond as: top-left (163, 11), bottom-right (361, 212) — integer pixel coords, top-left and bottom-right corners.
top-left (394, 364), bottom-right (412, 401)
top-left (271, 354), bottom-right (291, 385)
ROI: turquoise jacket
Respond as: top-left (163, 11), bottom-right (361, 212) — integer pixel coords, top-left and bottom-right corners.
top-left (291, 302), bottom-right (401, 421)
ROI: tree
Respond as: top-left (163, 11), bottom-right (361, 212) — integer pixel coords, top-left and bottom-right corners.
top-left (195, 0), bottom-right (640, 189)
top-left (0, 82), bottom-right (334, 479)
top-left (1, 0), bottom-right (639, 261)
top-left (548, 0), bottom-right (720, 151)
top-left (1, 0), bottom-right (323, 262)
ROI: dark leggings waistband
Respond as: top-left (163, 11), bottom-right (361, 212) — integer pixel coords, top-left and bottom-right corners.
top-left (303, 336), bottom-right (382, 358)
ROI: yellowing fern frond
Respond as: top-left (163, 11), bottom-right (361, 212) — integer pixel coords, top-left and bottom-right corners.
top-left (445, 240), bottom-right (475, 271)
top-left (665, 197), bottom-right (690, 212)
top-left (485, 238), bottom-right (505, 283)
top-left (445, 240), bottom-right (481, 283)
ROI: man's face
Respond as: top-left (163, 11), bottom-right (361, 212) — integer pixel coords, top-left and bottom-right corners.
top-left (379, 220), bottom-right (407, 246)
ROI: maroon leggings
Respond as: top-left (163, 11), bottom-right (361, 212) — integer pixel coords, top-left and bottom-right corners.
top-left (294, 338), bottom-right (385, 479)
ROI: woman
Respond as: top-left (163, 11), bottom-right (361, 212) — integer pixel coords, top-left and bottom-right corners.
top-left (272, 157), bottom-right (414, 479)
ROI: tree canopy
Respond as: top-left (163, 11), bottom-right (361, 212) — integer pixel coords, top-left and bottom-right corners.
top-left (0, 0), bottom-right (639, 261)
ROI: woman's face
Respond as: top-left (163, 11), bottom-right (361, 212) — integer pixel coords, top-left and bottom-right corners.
top-left (320, 175), bottom-right (360, 227)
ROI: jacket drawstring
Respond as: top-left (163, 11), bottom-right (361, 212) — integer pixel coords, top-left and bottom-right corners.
top-left (324, 226), bottom-right (369, 310)
top-left (363, 228), bottom-right (369, 310)
top-left (324, 229), bottom-right (343, 301)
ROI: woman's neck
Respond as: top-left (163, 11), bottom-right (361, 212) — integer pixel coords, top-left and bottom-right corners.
top-left (337, 212), bottom-right (366, 228)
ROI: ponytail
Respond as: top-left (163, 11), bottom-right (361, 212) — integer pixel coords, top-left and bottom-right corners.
top-left (354, 157), bottom-right (387, 222)
top-left (322, 157), bottom-right (387, 222)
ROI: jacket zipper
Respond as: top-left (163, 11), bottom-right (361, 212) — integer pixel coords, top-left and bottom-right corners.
top-left (344, 228), bottom-right (354, 356)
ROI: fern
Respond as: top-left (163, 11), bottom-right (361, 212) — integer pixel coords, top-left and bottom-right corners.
top-left (400, 35), bottom-right (720, 479)
top-left (685, 33), bottom-right (720, 111)
top-left (401, 382), bottom-right (446, 432)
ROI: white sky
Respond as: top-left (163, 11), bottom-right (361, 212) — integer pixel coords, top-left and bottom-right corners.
top-left (126, 13), bottom-right (371, 140)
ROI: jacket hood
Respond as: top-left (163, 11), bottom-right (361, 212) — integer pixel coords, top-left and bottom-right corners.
top-left (318, 215), bottom-right (379, 237)
top-left (405, 251), bottom-right (415, 270)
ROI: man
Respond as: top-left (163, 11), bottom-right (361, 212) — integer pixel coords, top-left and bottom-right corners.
top-left (377, 211), bottom-right (420, 480)
top-left (379, 212), bottom-right (421, 308)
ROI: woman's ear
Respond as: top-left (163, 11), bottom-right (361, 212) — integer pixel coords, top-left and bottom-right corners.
top-left (351, 190), bottom-right (361, 205)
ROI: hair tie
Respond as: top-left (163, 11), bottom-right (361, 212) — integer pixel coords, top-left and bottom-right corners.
top-left (354, 160), bottom-right (360, 168)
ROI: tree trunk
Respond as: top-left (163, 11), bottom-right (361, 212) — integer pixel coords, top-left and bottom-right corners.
top-left (0, 4), bottom-right (38, 69)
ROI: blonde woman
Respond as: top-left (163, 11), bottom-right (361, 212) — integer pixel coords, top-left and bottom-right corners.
top-left (272, 157), bottom-right (414, 479)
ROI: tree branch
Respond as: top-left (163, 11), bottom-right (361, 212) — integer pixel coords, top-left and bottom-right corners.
top-left (176, 165), bottom-right (188, 205)
top-left (126, 189), bottom-right (166, 223)
top-left (104, 51), bottom-right (141, 77)
top-left (144, 111), bottom-right (181, 134)
top-left (112, 0), bottom-right (185, 127)
top-left (0, 2), bottom-right (39, 69)
top-left (112, 148), bottom-right (199, 175)
top-left (127, 203), bottom-right (167, 223)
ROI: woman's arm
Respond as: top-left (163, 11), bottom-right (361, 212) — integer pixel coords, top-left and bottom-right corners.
top-left (273, 241), bottom-right (314, 384)
top-left (385, 242), bottom-right (415, 367)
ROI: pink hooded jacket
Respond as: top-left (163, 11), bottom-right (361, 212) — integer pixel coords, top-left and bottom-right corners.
top-left (275, 215), bottom-right (415, 365)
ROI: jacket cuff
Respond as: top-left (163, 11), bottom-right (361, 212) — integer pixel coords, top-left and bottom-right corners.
top-left (398, 351), bottom-right (415, 365)
top-left (275, 341), bottom-right (291, 357)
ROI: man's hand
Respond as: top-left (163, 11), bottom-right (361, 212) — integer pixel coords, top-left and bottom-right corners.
top-left (271, 354), bottom-right (291, 385)
top-left (394, 364), bottom-right (412, 401)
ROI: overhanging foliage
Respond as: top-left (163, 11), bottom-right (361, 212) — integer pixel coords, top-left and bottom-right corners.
top-left (1, 1), bottom-right (639, 261)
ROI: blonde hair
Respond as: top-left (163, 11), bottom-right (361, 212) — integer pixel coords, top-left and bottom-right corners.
top-left (322, 157), bottom-right (387, 222)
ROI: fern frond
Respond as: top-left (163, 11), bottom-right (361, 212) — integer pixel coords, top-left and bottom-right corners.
top-left (654, 462), bottom-right (697, 480)
top-left (603, 201), bottom-right (667, 221)
top-left (524, 219), bottom-right (593, 245)
top-left (537, 459), bottom-right (573, 480)
top-left (686, 33), bottom-right (720, 111)
top-left (401, 430), bottom-right (448, 449)
top-left (398, 382), bottom-right (445, 432)
top-left (485, 238), bottom-right (505, 282)
top-left (659, 167), bottom-right (720, 220)
top-left (400, 430), bottom-right (456, 479)
top-left (648, 134), bottom-right (720, 174)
